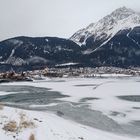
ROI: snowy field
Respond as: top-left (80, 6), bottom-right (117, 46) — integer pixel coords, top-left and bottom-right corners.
top-left (0, 76), bottom-right (140, 139)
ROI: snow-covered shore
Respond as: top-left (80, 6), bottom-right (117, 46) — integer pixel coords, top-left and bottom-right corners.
top-left (0, 105), bottom-right (138, 140)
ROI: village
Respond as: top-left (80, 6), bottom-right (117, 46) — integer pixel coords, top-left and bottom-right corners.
top-left (0, 67), bottom-right (140, 82)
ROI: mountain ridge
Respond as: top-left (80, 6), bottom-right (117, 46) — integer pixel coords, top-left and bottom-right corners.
top-left (0, 7), bottom-right (140, 71)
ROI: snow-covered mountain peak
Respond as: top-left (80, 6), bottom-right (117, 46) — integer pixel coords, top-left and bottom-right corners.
top-left (70, 7), bottom-right (140, 46)
top-left (110, 7), bottom-right (135, 20)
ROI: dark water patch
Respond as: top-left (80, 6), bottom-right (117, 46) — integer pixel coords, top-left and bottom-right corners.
top-left (42, 80), bottom-right (66, 83)
top-left (0, 85), bottom-right (69, 105)
top-left (130, 121), bottom-right (140, 126)
top-left (79, 97), bottom-right (99, 102)
top-left (0, 85), bottom-right (51, 93)
top-left (117, 95), bottom-right (140, 102)
top-left (133, 107), bottom-right (140, 110)
top-left (74, 84), bottom-right (98, 87)
top-left (109, 111), bottom-right (126, 117)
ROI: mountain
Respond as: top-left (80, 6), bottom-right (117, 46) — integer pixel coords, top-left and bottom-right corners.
top-left (70, 7), bottom-right (140, 47)
top-left (70, 7), bottom-right (140, 67)
top-left (0, 36), bottom-right (82, 71)
top-left (0, 7), bottom-right (140, 72)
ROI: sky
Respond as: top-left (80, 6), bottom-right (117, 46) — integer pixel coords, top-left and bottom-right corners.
top-left (0, 0), bottom-right (140, 41)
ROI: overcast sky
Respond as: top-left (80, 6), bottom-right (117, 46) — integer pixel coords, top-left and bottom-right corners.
top-left (0, 0), bottom-right (140, 41)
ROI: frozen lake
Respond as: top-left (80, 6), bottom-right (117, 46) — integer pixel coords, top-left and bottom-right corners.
top-left (0, 77), bottom-right (140, 137)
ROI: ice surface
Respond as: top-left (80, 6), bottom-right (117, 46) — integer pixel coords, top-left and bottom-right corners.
top-left (0, 77), bottom-right (140, 138)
